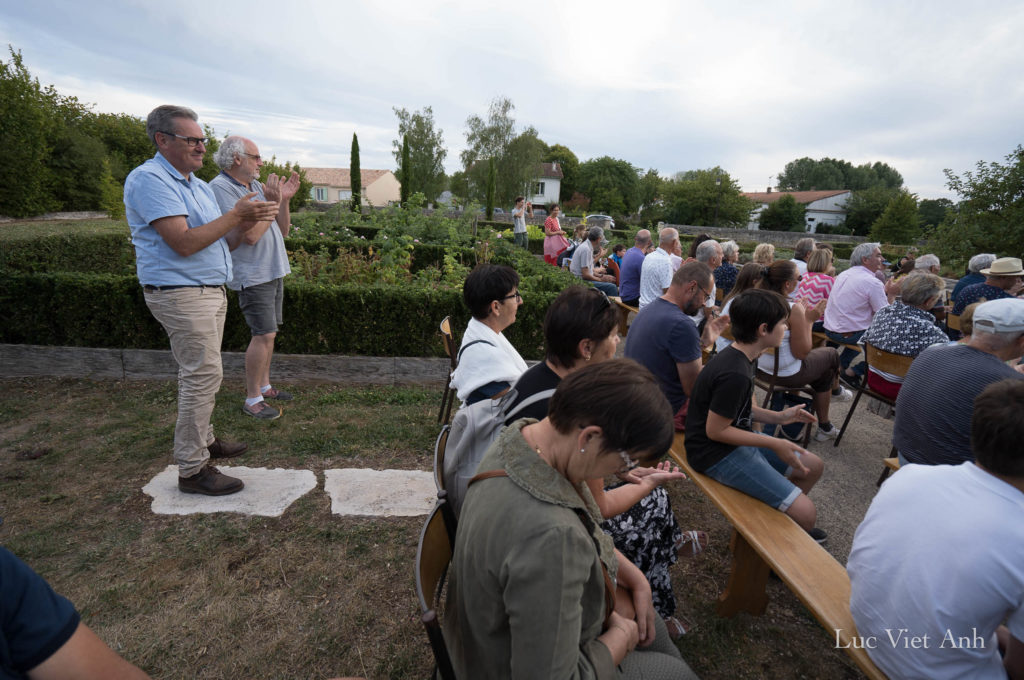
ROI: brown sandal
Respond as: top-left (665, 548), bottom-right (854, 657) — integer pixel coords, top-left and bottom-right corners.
top-left (675, 530), bottom-right (709, 558)
top-left (663, 615), bottom-right (696, 639)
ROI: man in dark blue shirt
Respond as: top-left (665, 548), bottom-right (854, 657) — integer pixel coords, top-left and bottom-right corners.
top-left (617, 229), bottom-right (651, 307)
top-left (952, 256), bottom-right (1023, 315)
top-left (1, 547), bottom-right (150, 679)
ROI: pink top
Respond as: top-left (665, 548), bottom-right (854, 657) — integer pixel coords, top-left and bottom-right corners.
top-left (823, 265), bottom-right (888, 333)
top-left (795, 272), bottom-right (834, 306)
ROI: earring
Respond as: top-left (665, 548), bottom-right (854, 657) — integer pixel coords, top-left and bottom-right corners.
top-left (580, 448), bottom-right (585, 453)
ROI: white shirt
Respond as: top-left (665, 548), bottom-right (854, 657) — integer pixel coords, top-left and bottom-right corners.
top-left (639, 248), bottom-right (673, 309)
top-left (848, 463), bottom-right (1024, 680)
top-left (449, 318), bottom-right (528, 402)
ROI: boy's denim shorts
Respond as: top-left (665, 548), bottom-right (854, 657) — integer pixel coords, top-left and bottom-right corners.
top-left (704, 445), bottom-right (801, 511)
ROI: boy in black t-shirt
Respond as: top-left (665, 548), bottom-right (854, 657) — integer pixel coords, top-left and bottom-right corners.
top-left (685, 289), bottom-right (827, 540)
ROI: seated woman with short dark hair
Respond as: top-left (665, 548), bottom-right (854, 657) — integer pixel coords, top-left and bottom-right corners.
top-left (449, 264), bottom-right (528, 406)
top-left (505, 286), bottom-right (706, 638)
top-left (446, 359), bottom-right (698, 679)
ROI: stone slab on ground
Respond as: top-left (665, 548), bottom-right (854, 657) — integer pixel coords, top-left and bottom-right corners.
top-left (324, 468), bottom-right (436, 517)
top-left (142, 465), bottom-right (317, 516)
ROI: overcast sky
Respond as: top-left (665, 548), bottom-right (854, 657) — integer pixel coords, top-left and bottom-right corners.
top-left (3, 0), bottom-right (1022, 199)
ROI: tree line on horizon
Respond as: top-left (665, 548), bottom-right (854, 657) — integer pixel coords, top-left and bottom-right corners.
top-left (2, 46), bottom-right (1020, 263)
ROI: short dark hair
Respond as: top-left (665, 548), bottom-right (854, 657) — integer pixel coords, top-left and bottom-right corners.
top-left (463, 264), bottom-right (519, 320)
top-left (688, 234), bottom-right (712, 259)
top-left (671, 260), bottom-right (712, 289)
top-left (515, 196), bottom-right (524, 203)
top-left (146, 104), bottom-right (198, 147)
top-left (544, 286), bottom-right (619, 369)
top-left (729, 289), bottom-right (790, 343)
top-left (758, 260), bottom-right (797, 295)
top-left (549, 359), bottom-right (674, 464)
top-left (612, 244), bottom-right (626, 254)
top-left (971, 379), bottom-right (1024, 477)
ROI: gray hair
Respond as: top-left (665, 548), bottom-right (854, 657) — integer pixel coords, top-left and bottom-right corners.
top-left (968, 253), bottom-right (997, 273)
top-left (721, 240), bottom-right (739, 259)
top-left (794, 237), bottom-right (816, 259)
top-left (850, 242), bottom-right (881, 268)
top-left (634, 229), bottom-right (652, 247)
top-left (658, 227), bottom-right (679, 247)
top-left (972, 327), bottom-right (1024, 351)
top-left (900, 272), bottom-right (945, 307)
top-left (146, 105), bottom-right (198, 147)
top-left (915, 254), bottom-right (940, 270)
top-left (695, 239), bottom-right (721, 263)
top-left (587, 226), bottom-right (604, 242)
top-left (214, 136), bottom-right (247, 170)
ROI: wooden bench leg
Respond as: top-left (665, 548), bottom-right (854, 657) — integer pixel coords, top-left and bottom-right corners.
top-left (717, 530), bottom-right (770, 617)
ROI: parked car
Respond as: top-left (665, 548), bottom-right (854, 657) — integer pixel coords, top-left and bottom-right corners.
top-left (493, 207), bottom-right (505, 214)
top-left (584, 214), bottom-right (615, 229)
top-left (532, 208), bottom-right (548, 217)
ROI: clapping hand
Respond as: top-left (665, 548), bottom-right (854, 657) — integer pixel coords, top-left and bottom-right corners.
top-left (622, 461), bottom-right (688, 486)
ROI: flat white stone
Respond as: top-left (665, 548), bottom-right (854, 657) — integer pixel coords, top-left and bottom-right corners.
top-left (142, 465), bottom-right (317, 517)
top-left (324, 468), bottom-right (436, 517)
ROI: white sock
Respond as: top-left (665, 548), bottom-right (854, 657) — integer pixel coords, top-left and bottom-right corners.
top-left (245, 395), bottom-right (265, 408)
top-left (260, 384), bottom-right (272, 394)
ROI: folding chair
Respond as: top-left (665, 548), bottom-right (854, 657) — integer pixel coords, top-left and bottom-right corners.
top-left (755, 346), bottom-right (818, 447)
top-left (946, 313), bottom-right (961, 333)
top-left (833, 342), bottom-right (915, 447)
top-left (415, 496), bottom-right (458, 680)
top-left (438, 316), bottom-right (458, 424)
top-left (433, 427), bottom-right (450, 492)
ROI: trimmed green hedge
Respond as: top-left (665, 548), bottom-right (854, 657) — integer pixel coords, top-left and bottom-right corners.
top-left (0, 271), bottom-right (557, 358)
top-left (0, 230), bottom-right (135, 274)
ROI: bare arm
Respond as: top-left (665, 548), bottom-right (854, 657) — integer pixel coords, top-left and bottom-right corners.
top-left (788, 303), bottom-right (814, 361)
top-left (153, 191), bottom-right (278, 257)
top-left (29, 622), bottom-right (151, 680)
top-left (612, 549), bottom-right (655, 646)
top-left (585, 463), bottom-right (687, 519)
top-left (676, 358), bottom-right (702, 399)
top-left (1003, 627), bottom-right (1024, 680)
top-left (705, 408), bottom-right (811, 476)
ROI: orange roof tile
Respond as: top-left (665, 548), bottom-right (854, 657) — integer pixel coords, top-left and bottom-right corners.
top-left (304, 168), bottom-right (392, 189)
top-left (742, 190), bottom-right (850, 205)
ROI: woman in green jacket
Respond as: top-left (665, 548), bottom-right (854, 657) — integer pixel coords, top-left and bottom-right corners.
top-left (445, 359), bottom-right (699, 679)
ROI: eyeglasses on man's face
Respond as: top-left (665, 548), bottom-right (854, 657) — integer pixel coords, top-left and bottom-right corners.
top-left (695, 282), bottom-right (712, 302)
top-left (500, 291), bottom-right (522, 303)
top-left (242, 153), bottom-right (262, 162)
top-left (159, 131), bottom-right (209, 148)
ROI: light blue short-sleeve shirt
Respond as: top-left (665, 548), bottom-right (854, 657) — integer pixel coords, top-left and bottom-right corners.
top-left (209, 172), bottom-right (291, 290)
top-left (124, 152), bottom-right (232, 286)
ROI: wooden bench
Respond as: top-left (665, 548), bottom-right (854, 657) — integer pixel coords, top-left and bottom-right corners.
top-left (668, 433), bottom-right (887, 679)
top-left (876, 456), bottom-right (900, 487)
top-left (611, 296), bottom-right (638, 337)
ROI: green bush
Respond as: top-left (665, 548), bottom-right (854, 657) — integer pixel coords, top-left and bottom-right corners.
top-left (0, 230), bottom-right (135, 274)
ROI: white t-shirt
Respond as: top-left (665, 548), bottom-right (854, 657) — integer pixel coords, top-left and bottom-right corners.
top-left (639, 248), bottom-right (673, 309)
top-left (511, 205), bottom-right (527, 233)
top-left (569, 239), bottom-right (596, 279)
top-left (848, 463), bottom-right (1024, 680)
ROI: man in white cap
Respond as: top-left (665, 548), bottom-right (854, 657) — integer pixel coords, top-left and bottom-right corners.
top-left (893, 298), bottom-right (1024, 466)
top-left (952, 256), bottom-right (1024, 314)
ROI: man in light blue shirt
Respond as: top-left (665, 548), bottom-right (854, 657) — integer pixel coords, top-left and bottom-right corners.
top-left (210, 136), bottom-right (300, 420)
top-left (124, 105), bottom-right (279, 496)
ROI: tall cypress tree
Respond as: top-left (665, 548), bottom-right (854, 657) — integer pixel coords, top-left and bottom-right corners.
top-left (486, 157), bottom-right (496, 220)
top-left (350, 132), bottom-right (361, 213)
top-left (400, 134), bottom-right (411, 206)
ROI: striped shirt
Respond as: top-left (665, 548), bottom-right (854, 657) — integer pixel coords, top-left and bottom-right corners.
top-left (794, 272), bottom-right (834, 306)
top-left (893, 344), bottom-right (1024, 465)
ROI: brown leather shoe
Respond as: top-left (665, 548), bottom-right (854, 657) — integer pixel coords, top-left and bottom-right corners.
top-left (207, 438), bottom-right (248, 459)
top-left (179, 464), bottom-right (244, 496)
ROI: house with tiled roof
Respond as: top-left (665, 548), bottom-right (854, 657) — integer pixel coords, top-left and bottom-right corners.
top-left (304, 168), bottom-right (401, 207)
top-left (529, 162), bottom-right (563, 207)
top-left (741, 189), bottom-right (851, 232)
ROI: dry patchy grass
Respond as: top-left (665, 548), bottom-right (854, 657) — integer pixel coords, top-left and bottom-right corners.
top-left (0, 377), bottom-right (869, 679)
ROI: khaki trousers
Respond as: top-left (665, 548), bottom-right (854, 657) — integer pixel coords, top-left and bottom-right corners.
top-left (144, 286), bottom-right (226, 477)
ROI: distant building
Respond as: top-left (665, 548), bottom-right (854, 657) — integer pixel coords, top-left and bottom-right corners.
top-left (530, 162), bottom-right (563, 207)
top-left (304, 168), bottom-right (401, 207)
top-left (742, 189), bottom-right (851, 232)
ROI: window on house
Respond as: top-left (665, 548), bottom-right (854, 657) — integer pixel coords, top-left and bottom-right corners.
top-left (339, 190), bottom-right (352, 200)
top-left (313, 187), bottom-right (327, 201)
top-left (533, 182), bottom-right (545, 196)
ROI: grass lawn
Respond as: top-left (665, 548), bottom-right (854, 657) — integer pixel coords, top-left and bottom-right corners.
top-left (0, 218), bottom-right (130, 241)
top-left (0, 377), bottom-right (869, 679)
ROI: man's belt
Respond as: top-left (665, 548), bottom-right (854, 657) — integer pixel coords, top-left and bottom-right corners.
top-left (143, 284), bottom-right (224, 292)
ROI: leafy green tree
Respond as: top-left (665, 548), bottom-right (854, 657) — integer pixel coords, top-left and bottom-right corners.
top-left (777, 157), bottom-right (903, 191)
top-left (350, 132), bottom-right (361, 212)
top-left (844, 186), bottom-right (901, 235)
top-left (258, 157), bottom-right (311, 212)
top-left (485, 158), bottom-right (496, 220)
top-left (543, 143), bottom-right (579, 201)
top-left (758, 194), bottom-right (806, 231)
top-left (0, 47), bottom-right (62, 216)
top-left (870, 191), bottom-right (921, 244)
top-left (576, 156), bottom-right (641, 215)
top-left (917, 197), bottom-right (953, 234)
top-left (929, 145), bottom-right (1024, 263)
top-left (461, 97), bottom-right (544, 206)
top-left (82, 112), bottom-right (151, 184)
top-left (663, 168), bottom-right (753, 227)
top-left (392, 106), bottom-right (446, 201)
top-left (400, 134), bottom-right (411, 206)
top-left (194, 124), bottom-right (220, 182)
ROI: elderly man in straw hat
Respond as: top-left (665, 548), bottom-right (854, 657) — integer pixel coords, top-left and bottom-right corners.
top-left (952, 256), bottom-right (1024, 314)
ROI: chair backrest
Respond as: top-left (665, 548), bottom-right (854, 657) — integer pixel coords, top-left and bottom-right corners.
top-left (416, 498), bottom-right (457, 680)
top-left (863, 342), bottom-right (915, 379)
top-left (440, 316), bottom-right (457, 371)
top-left (947, 313), bottom-right (961, 332)
top-left (715, 286), bottom-right (724, 304)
